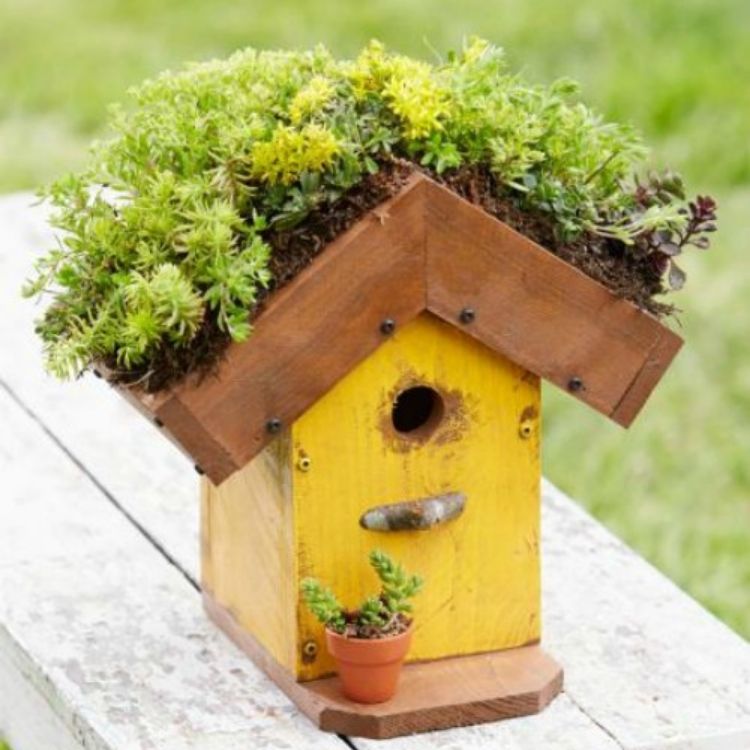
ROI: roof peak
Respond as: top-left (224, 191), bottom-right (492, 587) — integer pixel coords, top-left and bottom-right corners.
top-left (117, 174), bottom-right (681, 484)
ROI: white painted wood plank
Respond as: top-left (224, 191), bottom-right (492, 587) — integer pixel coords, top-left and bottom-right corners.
top-left (368, 695), bottom-right (624, 750)
top-left (0, 387), bottom-right (346, 750)
top-left (541, 479), bottom-right (750, 750)
top-left (2, 193), bottom-right (749, 748)
top-left (0, 634), bottom-right (88, 750)
top-left (0, 193), bottom-right (198, 581)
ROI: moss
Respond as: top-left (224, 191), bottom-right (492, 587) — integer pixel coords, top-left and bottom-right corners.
top-left (24, 39), bottom-right (712, 385)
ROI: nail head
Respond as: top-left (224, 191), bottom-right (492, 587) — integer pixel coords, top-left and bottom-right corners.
top-left (568, 377), bottom-right (584, 393)
top-left (380, 318), bottom-right (396, 335)
top-left (459, 307), bottom-right (476, 324)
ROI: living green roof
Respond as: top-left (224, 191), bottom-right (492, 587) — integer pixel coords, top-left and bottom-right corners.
top-left (24, 39), bottom-right (716, 388)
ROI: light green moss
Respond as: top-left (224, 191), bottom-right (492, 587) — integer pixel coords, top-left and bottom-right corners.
top-left (23, 39), bottom-right (693, 382)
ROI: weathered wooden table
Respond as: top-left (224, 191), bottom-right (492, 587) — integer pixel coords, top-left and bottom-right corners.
top-left (1, 193), bottom-right (749, 750)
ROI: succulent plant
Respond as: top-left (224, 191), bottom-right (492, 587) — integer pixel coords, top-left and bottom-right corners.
top-left (301, 550), bottom-right (423, 638)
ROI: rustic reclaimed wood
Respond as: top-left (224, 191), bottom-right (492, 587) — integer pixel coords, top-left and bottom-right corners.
top-left (423, 179), bottom-right (683, 424)
top-left (111, 174), bottom-right (681, 485)
top-left (203, 314), bottom-right (542, 683)
top-left (201, 434), bottom-right (297, 674)
top-left (291, 313), bottom-right (542, 680)
top-left (609, 325), bottom-right (685, 425)
top-left (140, 174), bottom-right (427, 482)
top-left (204, 592), bottom-right (563, 740)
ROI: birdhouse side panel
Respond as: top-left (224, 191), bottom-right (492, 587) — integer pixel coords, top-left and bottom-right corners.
top-left (292, 313), bottom-right (541, 681)
top-left (201, 435), bottom-right (298, 673)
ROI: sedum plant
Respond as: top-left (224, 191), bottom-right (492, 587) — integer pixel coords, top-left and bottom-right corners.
top-left (301, 550), bottom-right (423, 638)
top-left (23, 39), bottom-right (717, 386)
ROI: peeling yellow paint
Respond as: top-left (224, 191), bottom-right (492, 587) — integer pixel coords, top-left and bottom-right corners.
top-left (292, 312), bottom-right (541, 680)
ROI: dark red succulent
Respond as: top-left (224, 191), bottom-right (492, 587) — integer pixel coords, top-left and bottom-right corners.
top-left (632, 173), bottom-right (717, 291)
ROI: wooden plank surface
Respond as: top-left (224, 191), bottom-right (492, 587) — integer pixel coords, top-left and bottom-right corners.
top-left (609, 328), bottom-right (685, 426)
top-left (423, 178), bottom-right (683, 426)
top-left (2, 193), bottom-right (749, 749)
top-left (0, 636), bottom-right (88, 750)
top-left (0, 386), bottom-right (346, 750)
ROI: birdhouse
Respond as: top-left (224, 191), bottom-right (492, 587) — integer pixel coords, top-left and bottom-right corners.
top-left (119, 174), bottom-right (681, 738)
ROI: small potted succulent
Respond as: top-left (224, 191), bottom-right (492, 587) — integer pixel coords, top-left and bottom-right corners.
top-left (301, 550), bottom-right (423, 703)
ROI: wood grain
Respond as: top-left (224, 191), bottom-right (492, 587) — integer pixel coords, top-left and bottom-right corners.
top-left (610, 325), bottom-right (685, 425)
top-left (204, 591), bottom-right (563, 740)
top-left (423, 178), bottom-right (683, 426)
top-left (292, 313), bottom-right (541, 680)
top-left (112, 173), bottom-right (681, 484)
top-left (201, 434), bottom-right (297, 673)
top-left (148, 174), bottom-right (426, 483)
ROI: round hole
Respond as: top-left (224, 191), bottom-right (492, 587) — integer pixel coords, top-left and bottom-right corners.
top-left (391, 386), bottom-right (444, 437)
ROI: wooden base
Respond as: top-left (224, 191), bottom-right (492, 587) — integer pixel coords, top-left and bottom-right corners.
top-left (204, 592), bottom-right (563, 739)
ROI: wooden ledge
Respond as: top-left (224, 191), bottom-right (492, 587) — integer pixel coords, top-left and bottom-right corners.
top-left (204, 592), bottom-right (563, 739)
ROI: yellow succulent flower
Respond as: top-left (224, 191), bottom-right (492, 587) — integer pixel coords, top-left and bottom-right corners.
top-left (461, 36), bottom-right (491, 65)
top-left (250, 123), bottom-right (340, 185)
top-left (289, 76), bottom-right (335, 124)
top-left (382, 58), bottom-right (450, 139)
top-left (347, 40), bottom-right (389, 99)
top-left (346, 40), bottom-right (449, 138)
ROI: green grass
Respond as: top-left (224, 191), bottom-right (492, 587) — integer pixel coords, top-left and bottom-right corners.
top-left (1, 0), bottom-right (747, 637)
top-left (544, 188), bottom-right (750, 637)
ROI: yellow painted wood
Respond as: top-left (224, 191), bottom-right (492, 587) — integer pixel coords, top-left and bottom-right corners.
top-left (292, 312), bottom-right (541, 680)
top-left (201, 435), bottom-right (298, 672)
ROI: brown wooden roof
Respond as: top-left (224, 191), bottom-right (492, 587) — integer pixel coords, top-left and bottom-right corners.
top-left (118, 174), bottom-right (682, 484)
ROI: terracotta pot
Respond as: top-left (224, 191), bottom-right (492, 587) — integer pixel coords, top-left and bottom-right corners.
top-left (325, 624), bottom-right (413, 703)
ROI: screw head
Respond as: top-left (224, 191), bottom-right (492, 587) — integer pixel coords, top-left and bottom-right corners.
top-left (568, 376), bottom-right (584, 393)
top-left (302, 639), bottom-right (318, 663)
top-left (380, 318), bottom-right (396, 335)
top-left (266, 418), bottom-right (282, 434)
top-left (459, 307), bottom-right (476, 324)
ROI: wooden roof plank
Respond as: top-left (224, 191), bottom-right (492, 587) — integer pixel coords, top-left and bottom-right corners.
top-left (111, 174), bottom-right (681, 484)
top-left (423, 179), bottom-right (681, 423)
top-left (610, 325), bottom-right (683, 426)
top-left (163, 174), bottom-right (428, 483)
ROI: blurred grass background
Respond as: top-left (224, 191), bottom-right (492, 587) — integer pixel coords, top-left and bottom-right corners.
top-left (0, 0), bottom-right (747, 637)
